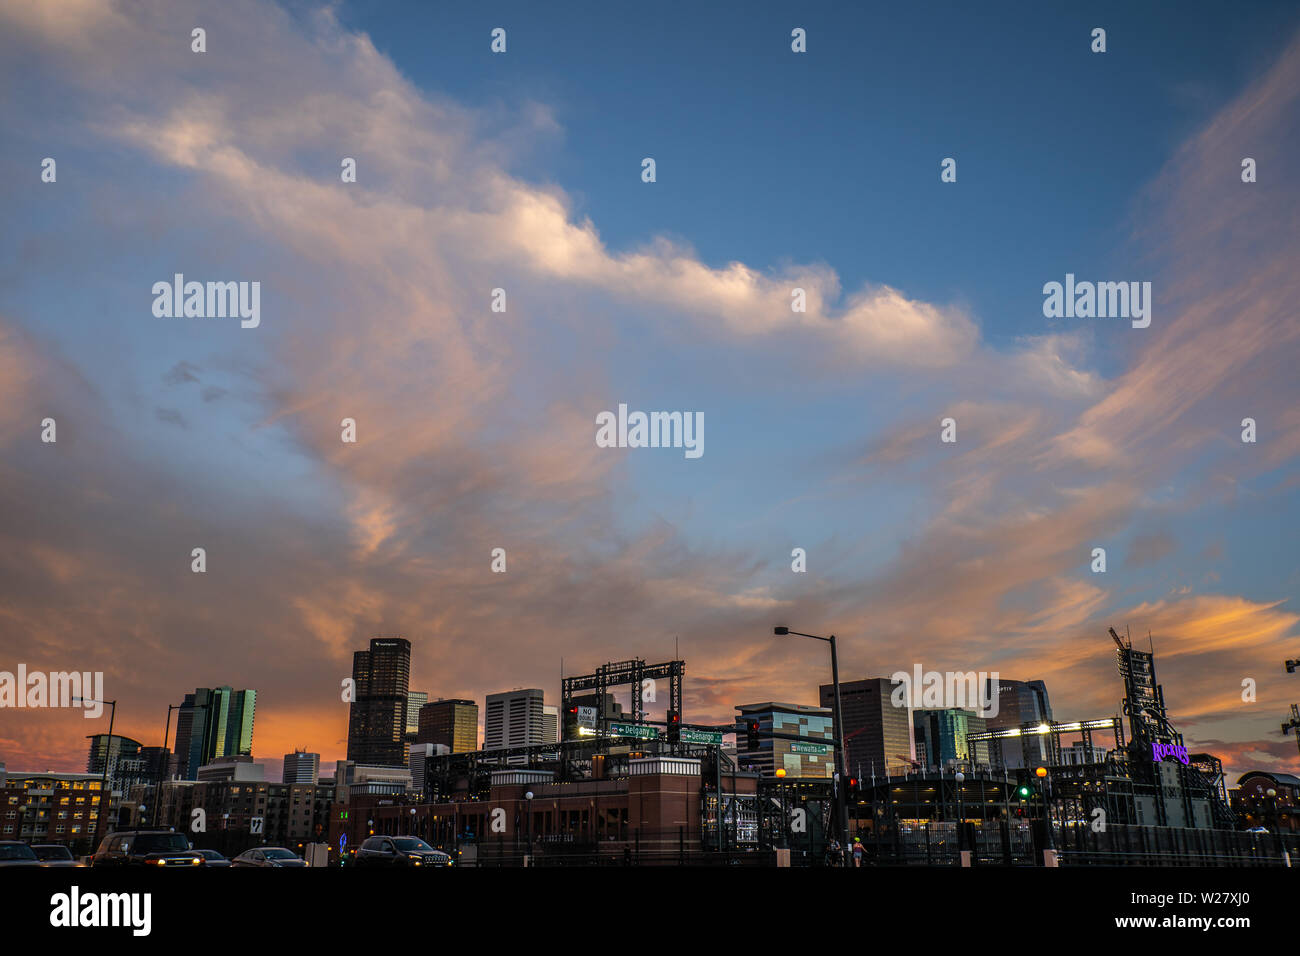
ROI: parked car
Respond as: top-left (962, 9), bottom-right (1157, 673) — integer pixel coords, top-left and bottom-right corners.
top-left (193, 848), bottom-right (232, 868)
top-left (0, 841), bottom-right (42, 868)
top-left (354, 835), bottom-right (453, 867)
top-left (32, 844), bottom-right (84, 867)
top-left (231, 847), bottom-right (307, 867)
top-left (92, 828), bottom-right (203, 867)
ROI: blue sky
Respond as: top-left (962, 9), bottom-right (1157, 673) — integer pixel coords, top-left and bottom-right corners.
top-left (1, 0), bottom-right (1298, 781)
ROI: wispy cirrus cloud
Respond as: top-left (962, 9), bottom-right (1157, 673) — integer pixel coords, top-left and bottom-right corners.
top-left (0, 0), bottom-right (1296, 788)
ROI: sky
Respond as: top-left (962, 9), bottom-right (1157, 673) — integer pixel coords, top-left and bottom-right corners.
top-left (1, 0), bottom-right (1299, 785)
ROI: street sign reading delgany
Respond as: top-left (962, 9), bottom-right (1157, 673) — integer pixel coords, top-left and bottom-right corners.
top-left (680, 729), bottom-right (724, 745)
top-left (610, 722), bottom-right (659, 740)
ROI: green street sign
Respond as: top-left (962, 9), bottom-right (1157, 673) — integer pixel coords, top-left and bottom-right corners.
top-left (610, 723), bottom-right (659, 740)
top-left (680, 729), bottom-right (724, 745)
top-left (790, 742), bottom-right (829, 755)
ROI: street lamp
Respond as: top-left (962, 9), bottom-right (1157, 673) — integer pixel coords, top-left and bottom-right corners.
top-left (524, 791), bottom-right (534, 865)
top-left (1036, 765), bottom-right (1056, 852)
top-left (775, 626), bottom-right (850, 860)
top-left (775, 768), bottom-right (789, 849)
top-left (73, 696), bottom-right (116, 847)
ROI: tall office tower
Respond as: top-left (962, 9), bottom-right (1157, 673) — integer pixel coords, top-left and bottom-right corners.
top-left (347, 637), bottom-right (412, 766)
top-left (821, 677), bottom-right (915, 779)
top-left (484, 689), bottom-right (546, 750)
top-left (912, 709), bottom-right (988, 768)
top-left (982, 677), bottom-right (1052, 768)
top-left (406, 691), bottom-right (428, 736)
top-left (173, 690), bottom-right (208, 780)
top-left (206, 687), bottom-right (257, 759)
top-left (282, 749), bottom-right (320, 785)
top-left (983, 678), bottom-right (1052, 730)
top-left (542, 705), bottom-right (558, 744)
top-left (416, 699), bottom-right (479, 752)
top-left (172, 686), bottom-right (258, 780)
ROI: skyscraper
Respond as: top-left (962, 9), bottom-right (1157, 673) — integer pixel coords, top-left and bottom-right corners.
top-left (821, 677), bottom-right (915, 779)
top-left (172, 686), bottom-right (257, 780)
top-left (347, 637), bottom-right (412, 766)
top-left (912, 708), bottom-right (988, 768)
top-left (406, 691), bottom-right (428, 736)
top-left (416, 698), bottom-right (478, 752)
top-left (283, 749), bottom-right (320, 785)
top-left (982, 677), bottom-right (1053, 768)
top-left (484, 688), bottom-right (546, 750)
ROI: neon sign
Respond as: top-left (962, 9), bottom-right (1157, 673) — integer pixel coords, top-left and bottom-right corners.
top-left (1151, 742), bottom-right (1189, 765)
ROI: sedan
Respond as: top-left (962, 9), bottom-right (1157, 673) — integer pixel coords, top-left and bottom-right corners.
top-left (194, 849), bottom-right (232, 867)
top-left (232, 847), bottom-right (307, 867)
top-left (32, 845), bottom-right (85, 867)
top-left (0, 842), bottom-right (41, 868)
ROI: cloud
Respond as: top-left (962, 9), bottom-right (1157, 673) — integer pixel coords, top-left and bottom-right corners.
top-left (0, 0), bottom-right (1296, 789)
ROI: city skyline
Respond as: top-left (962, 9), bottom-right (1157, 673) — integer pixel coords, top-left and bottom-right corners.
top-left (2, 0), bottom-right (1300, 796)
top-left (1, 627), bottom-right (1286, 789)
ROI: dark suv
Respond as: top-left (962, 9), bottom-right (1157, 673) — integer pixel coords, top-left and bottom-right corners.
top-left (92, 828), bottom-right (203, 867)
top-left (354, 835), bottom-right (452, 867)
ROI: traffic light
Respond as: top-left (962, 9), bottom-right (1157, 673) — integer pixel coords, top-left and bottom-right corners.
top-left (745, 719), bottom-right (760, 751)
top-left (666, 710), bottom-right (681, 743)
top-left (1016, 784), bottom-right (1035, 800)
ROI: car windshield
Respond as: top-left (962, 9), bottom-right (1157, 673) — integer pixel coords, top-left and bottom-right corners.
top-left (34, 846), bottom-right (74, 860)
top-left (134, 834), bottom-right (191, 853)
top-left (199, 850), bottom-right (225, 859)
top-left (392, 838), bottom-right (434, 852)
top-left (262, 849), bottom-right (298, 859)
top-left (0, 844), bottom-right (38, 861)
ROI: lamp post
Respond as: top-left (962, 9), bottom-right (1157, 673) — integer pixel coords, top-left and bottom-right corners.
top-left (1036, 765), bottom-right (1056, 853)
top-left (73, 696), bottom-right (116, 847)
top-left (775, 768), bottom-right (789, 849)
top-left (774, 626), bottom-right (850, 859)
top-left (524, 791), bottom-right (534, 865)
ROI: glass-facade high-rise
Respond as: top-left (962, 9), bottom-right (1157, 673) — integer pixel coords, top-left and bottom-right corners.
top-left (417, 698), bottom-right (479, 752)
top-left (982, 678), bottom-right (1053, 768)
top-left (912, 708), bottom-right (988, 769)
top-left (347, 637), bottom-right (412, 766)
top-left (172, 686), bottom-right (257, 780)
